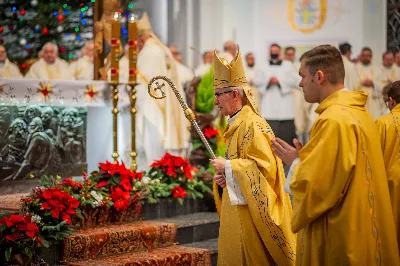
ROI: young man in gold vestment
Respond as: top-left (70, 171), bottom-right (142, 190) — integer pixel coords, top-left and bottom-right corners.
top-left (210, 46), bottom-right (296, 266)
top-left (272, 45), bottom-right (399, 265)
top-left (376, 81), bottom-right (400, 257)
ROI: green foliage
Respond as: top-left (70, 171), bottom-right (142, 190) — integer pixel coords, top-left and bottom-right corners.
top-left (41, 220), bottom-right (72, 241)
top-left (195, 66), bottom-right (215, 113)
top-left (5, 247), bottom-right (12, 261)
top-left (37, 174), bottom-right (59, 188)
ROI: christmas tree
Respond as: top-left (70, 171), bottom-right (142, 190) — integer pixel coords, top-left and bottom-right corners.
top-left (0, 0), bottom-right (94, 69)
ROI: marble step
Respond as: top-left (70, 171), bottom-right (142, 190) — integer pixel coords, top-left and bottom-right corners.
top-left (155, 212), bottom-right (220, 244)
top-left (64, 245), bottom-right (212, 266)
top-left (62, 221), bottom-right (177, 262)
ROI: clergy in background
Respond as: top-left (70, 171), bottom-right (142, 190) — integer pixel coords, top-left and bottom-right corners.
top-left (284, 46), bottom-right (309, 143)
top-left (376, 81), bottom-right (400, 257)
top-left (272, 45), bottom-right (399, 265)
top-left (69, 40), bottom-right (94, 80)
top-left (194, 50), bottom-right (213, 78)
top-left (127, 12), bottom-right (189, 167)
top-left (211, 46), bottom-right (296, 266)
top-left (168, 45), bottom-right (194, 86)
top-left (0, 45), bottom-right (23, 78)
top-left (254, 43), bottom-right (300, 147)
top-left (339, 42), bottom-right (360, 91)
top-left (356, 47), bottom-right (383, 119)
top-left (244, 52), bottom-right (260, 107)
top-left (25, 42), bottom-right (74, 80)
top-left (381, 51), bottom-right (400, 85)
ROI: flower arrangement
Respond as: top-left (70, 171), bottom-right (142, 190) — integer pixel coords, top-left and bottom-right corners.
top-left (89, 160), bottom-right (146, 211)
top-left (0, 156), bottom-right (213, 263)
top-left (147, 153), bottom-right (212, 204)
top-left (0, 213), bottom-right (46, 262)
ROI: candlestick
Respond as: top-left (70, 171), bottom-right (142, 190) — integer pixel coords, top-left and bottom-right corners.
top-left (128, 14), bottom-right (138, 171)
top-left (111, 11), bottom-right (121, 162)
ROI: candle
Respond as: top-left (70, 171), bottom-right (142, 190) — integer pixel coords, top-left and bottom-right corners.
top-left (111, 12), bottom-right (121, 84)
top-left (128, 15), bottom-right (137, 84)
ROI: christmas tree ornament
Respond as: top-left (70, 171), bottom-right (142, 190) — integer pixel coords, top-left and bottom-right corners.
top-left (0, 26), bottom-right (3, 33)
top-left (57, 14), bottom-right (65, 22)
top-left (20, 9), bottom-right (26, 16)
top-left (42, 27), bottom-right (49, 34)
top-left (31, 0), bottom-right (38, 6)
top-left (19, 38), bottom-right (27, 45)
top-left (8, 25), bottom-right (14, 31)
top-left (60, 47), bottom-right (66, 53)
top-left (56, 25), bottom-right (64, 33)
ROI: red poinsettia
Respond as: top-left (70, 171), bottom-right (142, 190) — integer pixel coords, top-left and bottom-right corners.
top-left (89, 161), bottom-right (145, 212)
top-left (0, 214), bottom-right (42, 245)
top-left (96, 161), bottom-right (143, 188)
top-left (150, 153), bottom-right (194, 180)
top-left (59, 178), bottom-right (84, 189)
top-left (110, 187), bottom-right (131, 211)
top-left (203, 126), bottom-right (218, 139)
top-left (36, 188), bottom-right (80, 224)
top-left (172, 186), bottom-right (187, 198)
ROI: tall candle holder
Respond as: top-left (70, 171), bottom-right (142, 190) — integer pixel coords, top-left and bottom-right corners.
top-left (127, 13), bottom-right (138, 171)
top-left (110, 11), bottom-right (121, 162)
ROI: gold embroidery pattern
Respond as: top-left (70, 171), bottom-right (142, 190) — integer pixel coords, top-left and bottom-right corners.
top-left (214, 79), bottom-right (229, 87)
top-left (228, 121), bottom-right (295, 262)
top-left (244, 168), bottom-right (296, 261)
top-left (341, 107), bottom-right (381, 265)
top-left (232, 76), bottom-right (247, 83)
top-left (391, 112), bottom-right (400, 160)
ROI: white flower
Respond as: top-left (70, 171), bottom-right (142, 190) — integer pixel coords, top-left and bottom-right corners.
top-left (31, 214), bottom-right (42, 224)
top-left (90, 191), bottom-right (103, 202)
top-left (141, 176), bottom-right (151, 185)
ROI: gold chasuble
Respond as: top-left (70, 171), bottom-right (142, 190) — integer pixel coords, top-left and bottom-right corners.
top-left (291, 90), bottom-right (400, 265)
top-left (214, 47), bottom-right (296, 266)
top-left (376, 104), bottom-right (400, 256)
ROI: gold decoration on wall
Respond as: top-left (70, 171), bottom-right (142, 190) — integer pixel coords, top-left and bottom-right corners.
top-left (288, 0), bottom-right (327, 33)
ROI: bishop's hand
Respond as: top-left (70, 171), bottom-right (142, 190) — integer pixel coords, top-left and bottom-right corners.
top-left (210, 157), bottom-right (226, 173)
top-left (213, 172), bottom-right (226, 188)
top-left (272, 138), bottom-right (303, 166)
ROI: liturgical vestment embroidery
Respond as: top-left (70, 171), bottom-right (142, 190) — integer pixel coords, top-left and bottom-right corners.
top-left (376, 103), bottom-right (400, 257)
top-left (290, 90), bottom-right (400, 265)
top-left (218, 105), bottom-right (296, 266)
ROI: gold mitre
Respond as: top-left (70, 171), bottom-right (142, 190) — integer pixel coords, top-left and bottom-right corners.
top-left (138, 11), bottom-right (153, 35)
top-left (214, 45), bottom-right (261, 116)
top-left (213, 45), bottom-right (247, 88)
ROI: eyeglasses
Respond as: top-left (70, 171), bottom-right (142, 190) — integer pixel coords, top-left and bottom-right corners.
top-left (214, 89), bottom-right (233, 97)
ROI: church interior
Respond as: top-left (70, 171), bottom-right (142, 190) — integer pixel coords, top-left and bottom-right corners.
top-left (0, 0), bottom-right (398, 265)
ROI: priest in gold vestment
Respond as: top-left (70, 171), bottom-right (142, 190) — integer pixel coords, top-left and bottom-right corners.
top-left (376, 81), bottom-right (400, 257)
top-left (210, 46), bottom-right (296, 266)
top-left (272, 45), bottom-right (399, 265)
